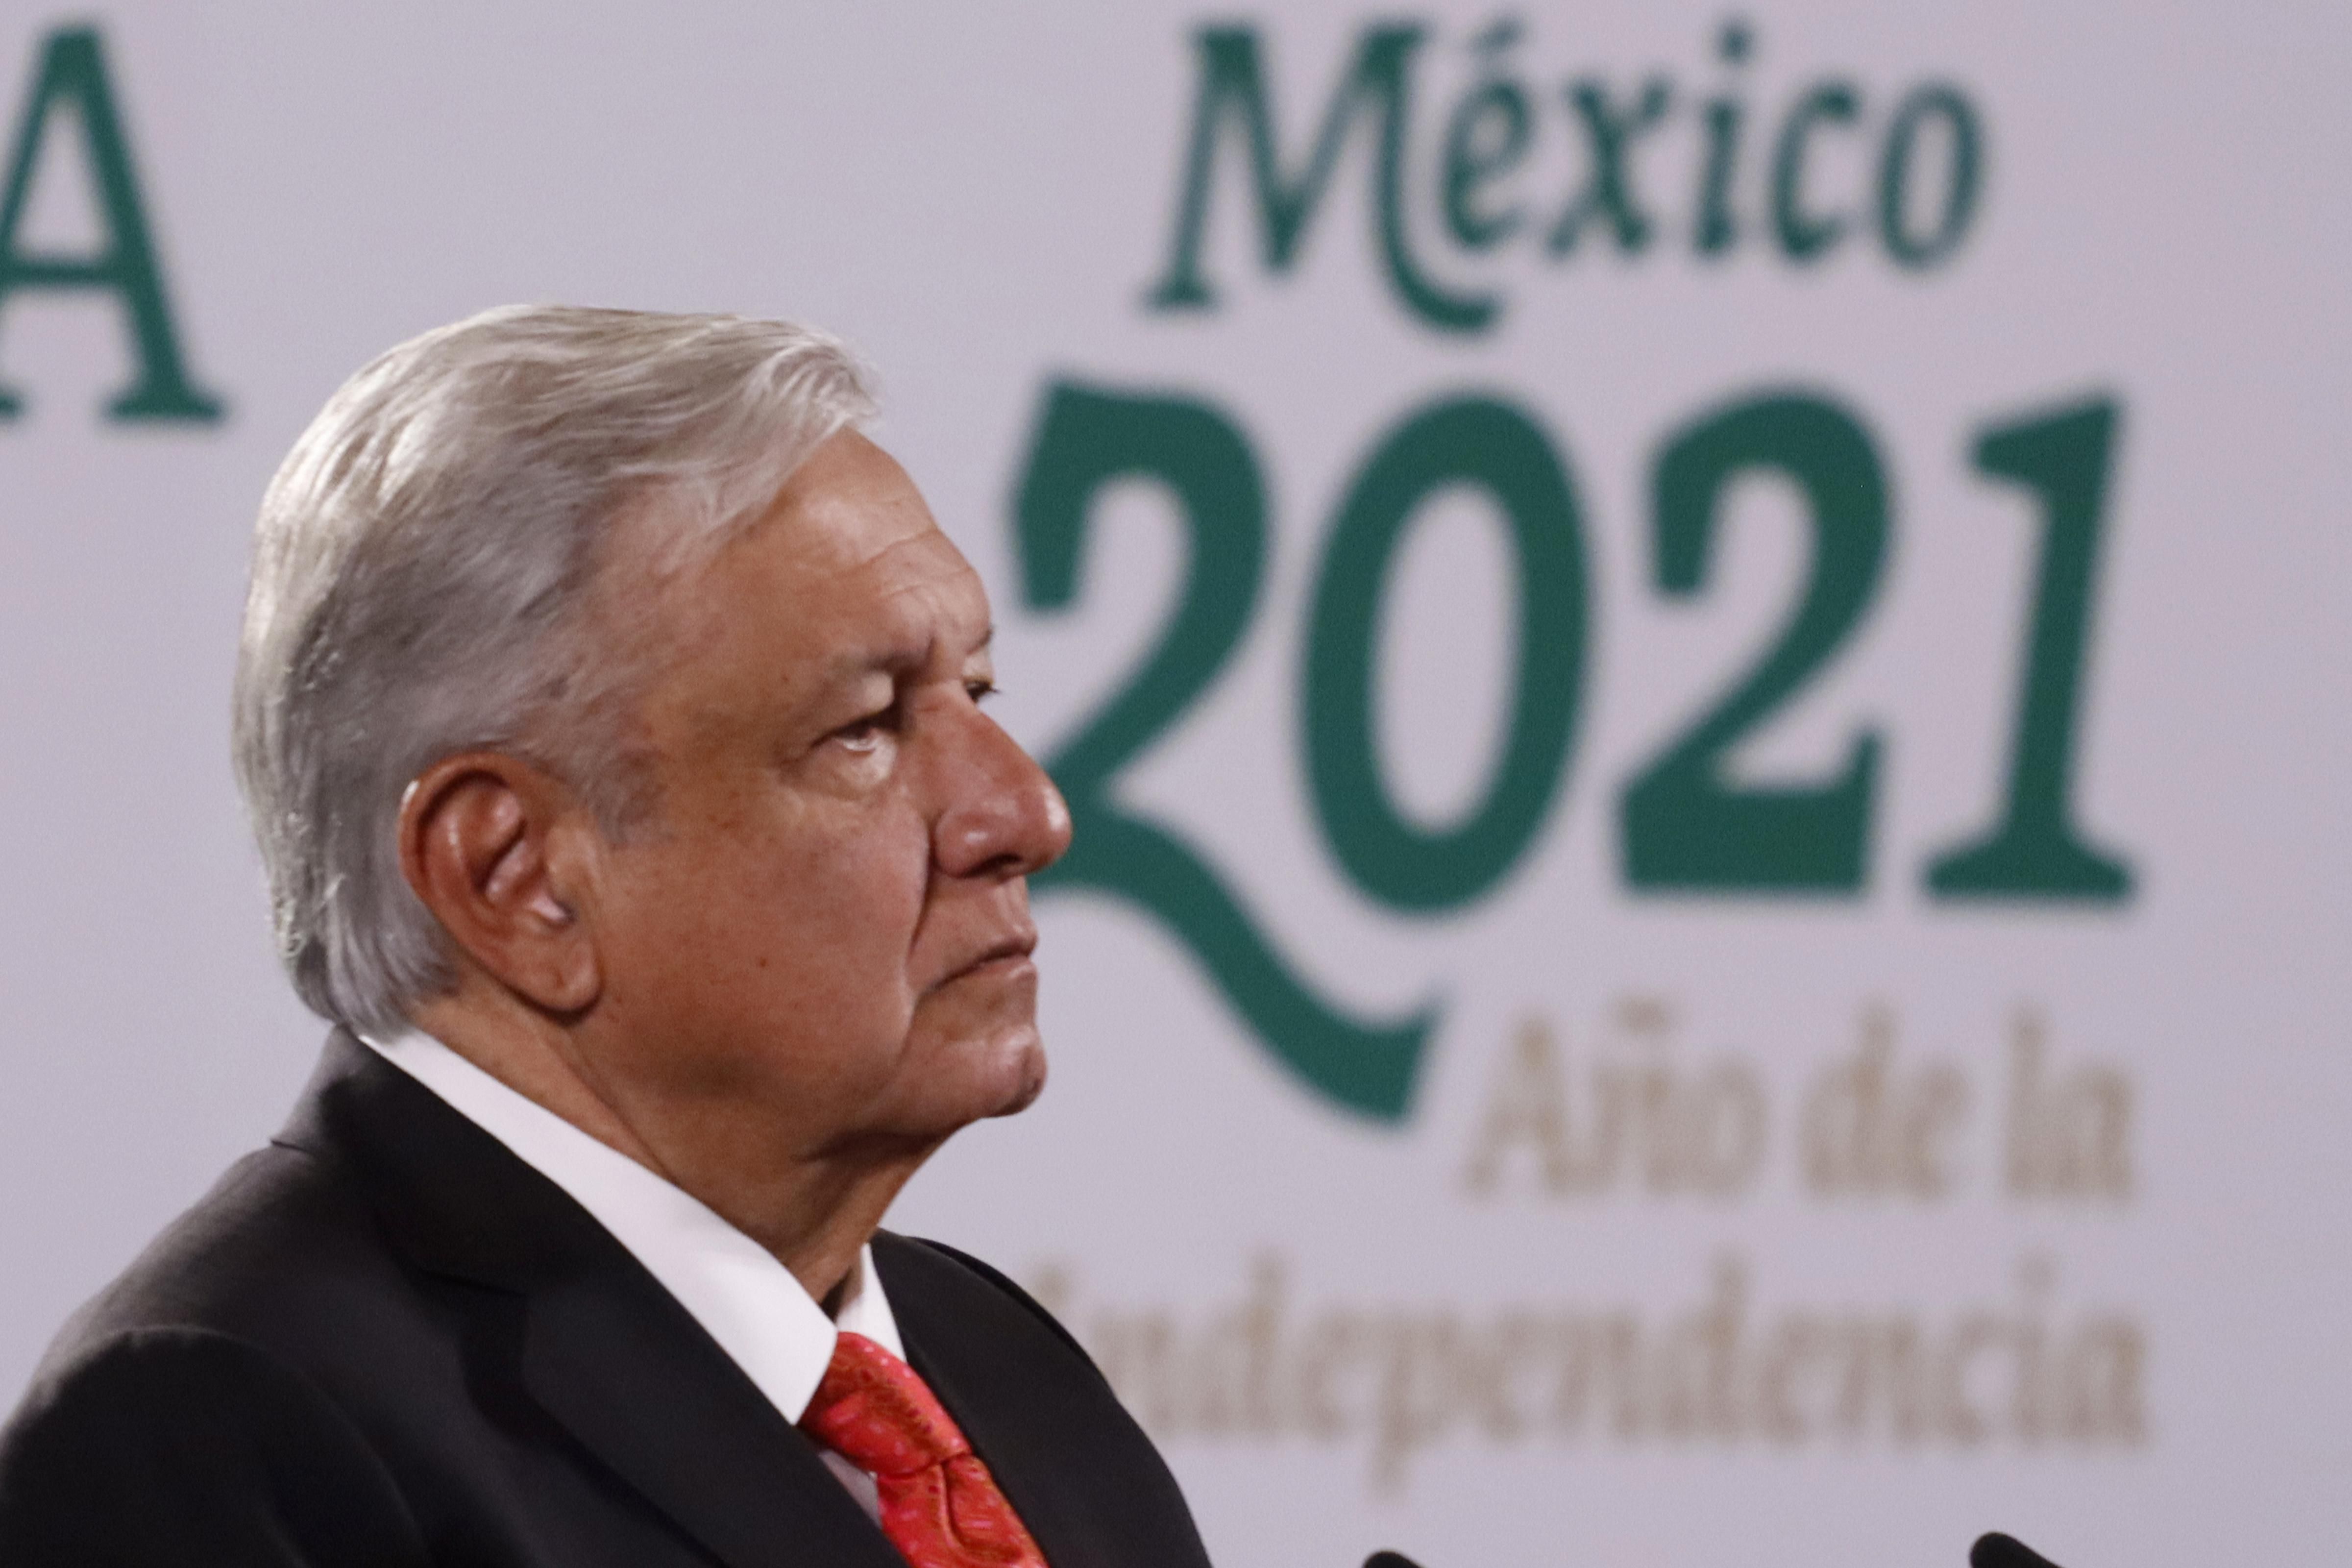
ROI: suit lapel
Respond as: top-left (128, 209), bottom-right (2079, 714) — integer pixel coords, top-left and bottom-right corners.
top-left (878, 1234), bottom-right (1210, 1568)
top-left (277, 1032), bottom-right (902, 1568)
top-left (517, 1270), bottom-right (898, 1568)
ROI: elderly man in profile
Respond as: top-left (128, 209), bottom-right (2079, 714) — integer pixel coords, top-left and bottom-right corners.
top-left (0, 307), bottom-right (1213, 1568)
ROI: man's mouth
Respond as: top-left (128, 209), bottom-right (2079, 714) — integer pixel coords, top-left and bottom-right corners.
top-left (944, 931), bottom-right (1037, 985)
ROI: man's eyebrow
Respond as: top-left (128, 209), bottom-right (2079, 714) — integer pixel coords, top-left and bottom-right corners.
top-left (823, 623), bottom-right (997, 681)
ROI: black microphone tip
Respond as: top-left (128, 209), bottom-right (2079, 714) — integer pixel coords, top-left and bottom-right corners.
top-left (1972, 1531), bottom-right (2061, 1568)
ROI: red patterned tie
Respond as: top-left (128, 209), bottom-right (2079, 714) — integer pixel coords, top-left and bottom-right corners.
top-left (801, 1330), bottom-right (1050, 1568)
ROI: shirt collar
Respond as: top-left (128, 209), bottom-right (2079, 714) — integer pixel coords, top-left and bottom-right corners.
top-left (361, 1029), bottom-right (902, 1424)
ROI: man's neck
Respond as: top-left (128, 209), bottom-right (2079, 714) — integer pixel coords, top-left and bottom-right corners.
top-left (408, 993), bottom-right (924, 1305)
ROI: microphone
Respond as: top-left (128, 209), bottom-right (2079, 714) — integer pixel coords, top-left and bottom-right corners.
top-left (1972, 1533), bottom-right (2062, 1568)
top-left (1367, 1539), bottom-right (2059, 1568)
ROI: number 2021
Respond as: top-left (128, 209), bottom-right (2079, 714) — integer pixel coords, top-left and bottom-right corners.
top-left (1013, 381), bottom-right (2132, 1123)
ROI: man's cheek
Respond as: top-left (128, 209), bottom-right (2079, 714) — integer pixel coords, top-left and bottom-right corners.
top-left (804, 819), bottom-right (928, 917)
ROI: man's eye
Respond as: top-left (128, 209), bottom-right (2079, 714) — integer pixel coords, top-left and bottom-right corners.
top-left (966, 679), bottom-right (1000, 704)
top-left (833, 710), bottom-right (894, 753)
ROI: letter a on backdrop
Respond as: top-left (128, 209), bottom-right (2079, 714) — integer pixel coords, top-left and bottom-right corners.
top-left (0, 25), bottom-right (221, 422)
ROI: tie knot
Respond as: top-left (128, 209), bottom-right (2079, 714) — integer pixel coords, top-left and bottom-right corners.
top-left (801, 1331), bottom-right (971, 1478)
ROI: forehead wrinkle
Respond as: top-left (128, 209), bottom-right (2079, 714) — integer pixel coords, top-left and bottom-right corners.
top-left (824, 549), bottom-right (990, 671)
top-left (798, 494), bottom-right (954, 575)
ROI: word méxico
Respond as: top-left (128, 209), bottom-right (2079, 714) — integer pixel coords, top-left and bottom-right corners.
top-left (1148, 18), bottom-right (1986, 334)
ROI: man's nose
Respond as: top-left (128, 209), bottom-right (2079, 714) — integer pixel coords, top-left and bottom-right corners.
top-left (932, 708), bottom-right (1073, 880)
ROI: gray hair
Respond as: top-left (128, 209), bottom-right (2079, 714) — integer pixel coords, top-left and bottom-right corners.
top-left (233, 304), bottom-right (877, 1037)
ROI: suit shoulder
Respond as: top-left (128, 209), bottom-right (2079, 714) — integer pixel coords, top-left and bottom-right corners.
top-left (0, 1323), bottom-right (427, 1563)
top-left (40, 1139), bottom-right (402, 1372)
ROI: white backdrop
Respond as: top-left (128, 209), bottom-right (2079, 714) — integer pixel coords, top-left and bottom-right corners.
top-left (1, 5), bottom-right (2346, 1566)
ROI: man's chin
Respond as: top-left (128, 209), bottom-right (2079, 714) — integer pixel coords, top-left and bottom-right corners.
top-left (888, 1029), bottom-right (1047, 1141)
top-left (954, 1027), bottom-right (1048, 1123)
top-left (984, 1040), bottom-right (1048, 1119)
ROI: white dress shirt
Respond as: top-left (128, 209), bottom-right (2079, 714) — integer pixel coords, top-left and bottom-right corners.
top-left (363, 1031), bottom-right (901, 1518)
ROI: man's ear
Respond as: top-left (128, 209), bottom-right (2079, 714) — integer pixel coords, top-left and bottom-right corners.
top-left (398, 752), bottom-right (604, 1015)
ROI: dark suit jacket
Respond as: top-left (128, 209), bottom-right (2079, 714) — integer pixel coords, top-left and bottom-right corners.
top-left (0, 1031), bottom-right (1214, 1568)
